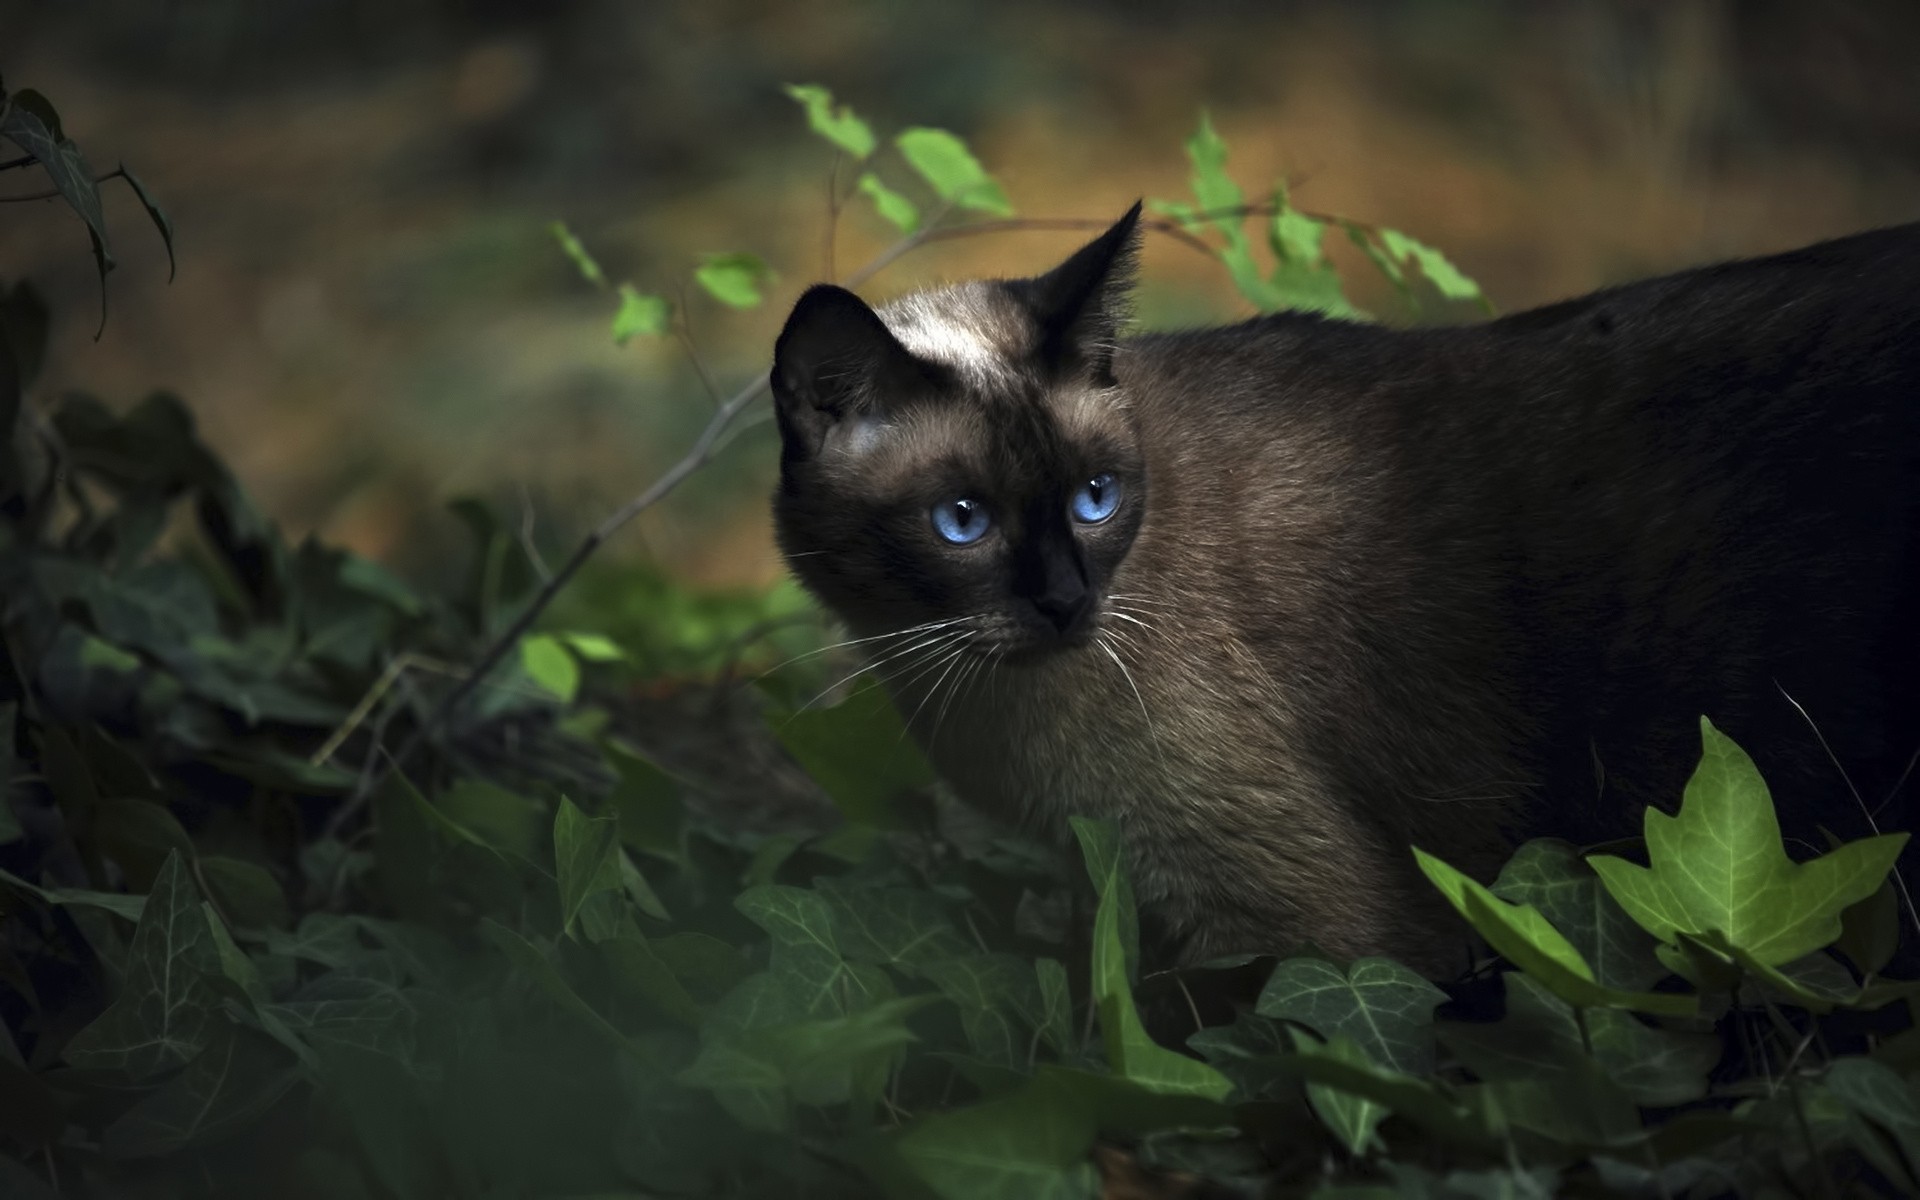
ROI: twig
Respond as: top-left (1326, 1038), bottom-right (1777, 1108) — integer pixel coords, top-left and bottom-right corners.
top-left (327, 373), bottom-right (768, 835)
top-left (0, 165), bottom-right (128, 203)
top-left (823, 151), bottom-right (843, 282)
top-left (0, 155), bottom-right (35, 173)
top-left (517, 483), bottom-right (552, 582)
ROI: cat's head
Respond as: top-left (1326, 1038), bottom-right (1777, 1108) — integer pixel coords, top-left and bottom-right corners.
top-left (770, 204), bottom-right (1147, 666)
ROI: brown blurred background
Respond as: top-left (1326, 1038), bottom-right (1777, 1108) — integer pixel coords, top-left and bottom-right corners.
top-left (3, 0), bottom-right (1916, 593)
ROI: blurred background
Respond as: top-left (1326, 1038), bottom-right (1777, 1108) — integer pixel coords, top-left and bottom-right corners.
top-left (2, 0), bottom-right (1917, 596)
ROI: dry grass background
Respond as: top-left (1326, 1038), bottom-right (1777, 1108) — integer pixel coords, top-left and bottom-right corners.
top-left (1, 0), bottom-right (1915, 590)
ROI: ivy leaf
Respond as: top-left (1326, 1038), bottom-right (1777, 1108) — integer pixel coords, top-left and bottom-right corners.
top-left (923, 953), bottom-right (1042, 1067)
top-left (892, 1070), bottom-right (1099, 1200)
top-left (100, 1027), bottom-right (299, 1158)
top-left (1295, 1031), bottom-right (1388, 1156)
top-left (896, 127), bottom-right (1013, 216)
top-left (1492, 839), bottom-right (1666, 992)
top-left (1256, 956), bottom-right (1446, 1076)
top-left (611, 284), bottom-right (671, 344)
top-left (1826, 1058), bottom-right (1920, 1192)
top-left (0, 90), bottom-right (113, 332)
top-left (65, 852), bottom-right (222, 1078)
top-left (1440, 972), bottom-right (1719, 1108)
top-left (115, 163), bottom-right (175, 282)
top-left (1078, 819), bottom-right (1232, 1100)
top-left (694, 253), bottom-right (772, 310)
top-left (519, 634), bottom-right (579, 702)
top-left (857, 171), bottom-right (920, 232)
top-left (783, 84), bottom-right (876, 160)
top-left (1414, 847), bottom-right (1695, 1016)
top-left (815, 879), bottom-right (970, 976)
top-left (1588, 717), bottom-right (1908, 967)
top-left (554, 796), bottom-right (623, 939)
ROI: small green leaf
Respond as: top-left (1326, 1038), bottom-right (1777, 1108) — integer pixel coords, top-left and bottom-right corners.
top-left (559, 631), bottom-right (624, 662)
top-left (1256, 956), bottom-right (1446, 1076)
top-left (79, 635), bottom-right (141, 673)
top-left (554, 796), bottom-right (623, 939)
top-left (694, 252), bottom-right (772, 310)
top-left (896, 127), bottom-right (1013, 216)
top-left (1415, 847), bottom-right (1695, 1016)
top-left (1588, 717), bottom-right (1909, 967)
top-left (1377, 227), bottom-right (1488, 307)
top-left (549, 220), bottom-right (606, 288)
top-left (519, 633), bottom-right (579, 702)
top-left (816, 878), bottom-right (970, 976)
top-left (783, 84), bottom-right (877, 160)
top-left (611, 284), bottom-right (671, 344)
top-left (857, 172), bottom-right (920, 232)
top-left (1069, 816), bottom-right (1137, 980)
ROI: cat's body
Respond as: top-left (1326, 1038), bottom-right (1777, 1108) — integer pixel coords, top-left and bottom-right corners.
top-left (771, 209), bottom-right (1920, 971)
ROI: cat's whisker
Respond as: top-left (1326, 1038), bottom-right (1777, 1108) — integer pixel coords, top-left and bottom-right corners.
top-left (1096, 631), bottom-right (1159, 751)
top-left (789, 627), bottom-right (972, 714)
top-left (753, 617), bottom-right (972, 681)
top-left (930, 645), bottom-right (992, 746)
top-left (901, 642), bottom-right (974, 737)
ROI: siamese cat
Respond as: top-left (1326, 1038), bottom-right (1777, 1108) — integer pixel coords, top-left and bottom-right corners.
top-left (769, 202), bottom-right (1920, 972)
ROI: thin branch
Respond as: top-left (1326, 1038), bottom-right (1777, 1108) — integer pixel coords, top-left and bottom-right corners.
top-left (671, 293), bottom-right (726, 408)
top-left (329, 372), bottom-right (768, 834)
top-left (0, 154), bottom-right (35, 172)
top-left (823, 151), bottom-right (843, 283)
top-left (0, 164), bottom-right (127, 203)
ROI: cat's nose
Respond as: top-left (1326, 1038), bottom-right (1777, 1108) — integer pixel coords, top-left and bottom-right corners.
top-left (1032, 587), bottom-right (1093, 636)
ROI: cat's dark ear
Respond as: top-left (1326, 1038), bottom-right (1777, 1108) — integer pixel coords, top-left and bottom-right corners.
top-left (1017, 200), bottom-right (1143, 384)
top-left (772, 284), bottom-right (927, 459)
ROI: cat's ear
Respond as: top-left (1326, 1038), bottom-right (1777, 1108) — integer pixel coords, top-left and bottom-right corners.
top-left (1019, 200), bottom-right (1143, 384)
top-left (772, 284), bottom-right (927, 458)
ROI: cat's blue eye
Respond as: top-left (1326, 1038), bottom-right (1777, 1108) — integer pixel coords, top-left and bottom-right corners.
top-left (1070, 473), bottom-right (1121, 524)
top-left (931, 497), bottom-right (992, 545)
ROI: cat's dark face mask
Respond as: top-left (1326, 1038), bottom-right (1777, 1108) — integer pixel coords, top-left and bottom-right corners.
top-left (769, 205), bottom-right (1149, 667)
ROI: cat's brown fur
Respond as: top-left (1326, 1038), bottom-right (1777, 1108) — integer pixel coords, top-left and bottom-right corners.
top-left (770, 205), bottom-right (1920, 971)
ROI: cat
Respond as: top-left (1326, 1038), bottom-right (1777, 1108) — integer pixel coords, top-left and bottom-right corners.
top-left (768, 202), bottom-right (1920, 973)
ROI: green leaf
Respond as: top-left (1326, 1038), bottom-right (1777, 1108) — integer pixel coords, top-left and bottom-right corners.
top-left (1378, 228), bottom-right (1486, 306)
top-left (1080, 822), bottom-right (1232, 1100)
top-left (783, 84), bottom-right (877, 160)
top-left (1491, 839), bottom-right (1666, 992)
top-left (773, 684), bottom-right (935, 826)
top-left (65, 852), bottom-right (222, 1078)
top-left (548, 220), bottom-right (606, 287)
top-left (1068, 816), bottom-right (1137, 980)
top-left (816, 878), bottom-right (970, 975)
top-left (554, 796), bottom-right (623, 939)
top-left (1256, 956), bottom-right (1445, 1075)
top-left (1837, 872), bottom-right (1902, 978)
top-left (116, 164), bottom-right (175, 283)
top-left (611, 284), bottom-right (671, 344)
top-left (922, 952), bottom-right (1044, 1068)
top-left (693, 252), bottom-right (772, 310)
top-left (520, 633), bottom-right (579, 702)
top-left (199, 855), bottom-right (291, 931)
top-left (78, 635), bottom-right (141, 673)
top-left (1588, 717), bottom-right (1908, 966)
top-left (893, 1071), bottom-right (1100, 1200)
top-left (0, 865), bottom-right (147, 921)
top-left (1826, 1057), bottom-right (1920, 1190)
top-left (1439, 972), bottom-right (1719, 1107)
top-left (1297, 1031), bottom-right (1388, 1155)
top-left (896, 127), bottom-right (1013, 216)
top-left (1, 90), bottom-right (114, 331)
top-left (1414, 847), bottom-right (1695, 1016)
top-left (100, 1026), bottom-right (298, 1158)
top-left (1035, 957), bottom-right (1074, 1055)
top-left (479, 919), bottom-right (648, 1060)
top-left (0, 704), bottom-right (20, 846)
top-left (857, 172), bottom-right (920, 232)
top-left (559, 631), bottom-right (625, 662)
